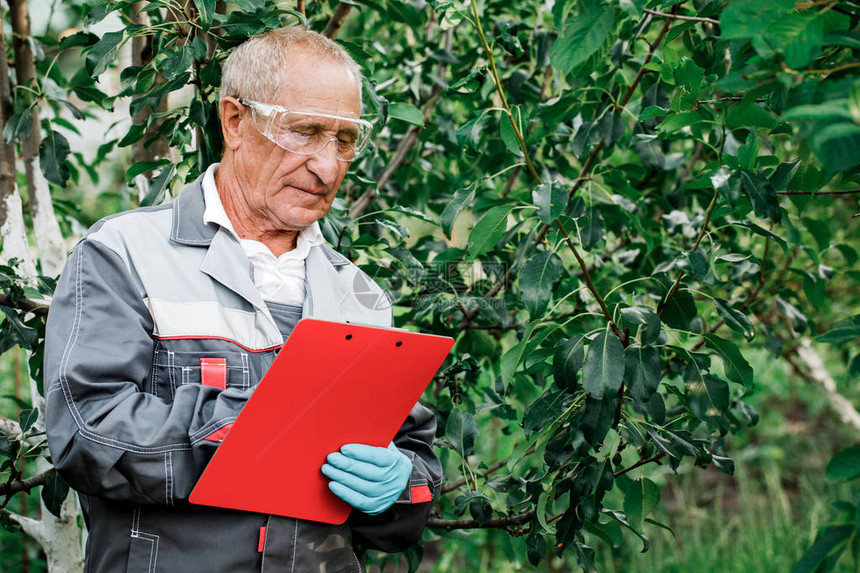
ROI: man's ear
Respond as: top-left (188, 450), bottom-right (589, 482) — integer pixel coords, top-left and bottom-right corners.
top-left (220, 97), bottom-right (244, 151)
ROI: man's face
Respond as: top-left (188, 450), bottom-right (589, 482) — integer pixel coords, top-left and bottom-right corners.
top-left (231, 51), bottom-right (361, 233)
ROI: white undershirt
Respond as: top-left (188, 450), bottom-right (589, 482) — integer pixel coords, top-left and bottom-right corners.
top-left (201, 163), bottom-right (324, 306)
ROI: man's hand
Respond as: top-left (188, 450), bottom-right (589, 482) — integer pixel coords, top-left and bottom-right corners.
top-left (321, 443), bottom-right (412, 515)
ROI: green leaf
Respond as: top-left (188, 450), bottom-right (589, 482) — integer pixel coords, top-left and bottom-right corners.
top-left (524, 388), bottom-right (567, 435)
top-left (777, 297), bottom-right (808, 333)
top-left (140, 164), bottom-right (175, 207)
top-left (825, 446), bottom-right (860, 483)
top-left (39, 130), bottom-right (71, 187)
top-left (686, 371), bottom-right (730, 430)
top-left (387, 247), bottom-right (423, 276)
top-left (85, 2), bottom-right (115, 26)
top-left (793, 525), bottom-right (854, 573)
top-left (620, 306), bottom-right (661, 345)
top-left (467, 205), bottom-right (515, 257)
top-left (59, 31), bottom-right (99, 51)
top-left (849, 354), bottom-right (860, 381)
top-left (624, 478), bottom-right (660, 529)
top-left (41, 471), bottom-right (70, 519)
top-left (674, 58), bottom-right (704, 97)
top-left (735, 221), bottom-right (789, 253)
top-left (658, 279), bottom-right (697, 331)
top-left (388, 102), bottom-right (424, 126)
top-left (193, 0), bottom-right (216, 31)
top-left (500, 106), bottom-right (525, 156)
top-left (18, 409), bottom-right (38, 434)
top-left (550, 0), bottom-right (615, 74)
top-left (726, 103), bottom-right (779, 131)
top-left (824, 31), bottom-right (860, 49)
top-left (711, 167), bottom-right (741, 206)
top-left (780, 12), bottom-right (824, 69)
top-left (624, 345), bottom-right (661, 403)
top-left (446, 409), bottom-right (478, 457)
top-left (783, 102), bottom-right (854, 122)
top-left (85, 30), bottom-right (124, 78)
top-left (619, 0), bottom-right (646, 16)
top-left (554, 335), bottom-right (585, 392)
top-left (816, 316), bottom-right (860, 345)
top-left (703, 333), bottom-right (754, 388)
top-left (583, 331), bottom-right (625, 399)
top-left (126, 160), bottom-right (170, 181)
top-left (532, 182), bottom-right (567, 225)
top-left (441, 183), bottom-right (477, 239)
top-left (2, 110), bottom-right (33, 144)
top-left (713, 298), bottom-right (755, 341)
top-left (520, 251), bottom-right (564, 317)
top-left (719, 0), bottom-right (793, 39)
top-left (501, 324), bottom-right (536, 385)
top-left (739, 170), bottom-right (781, 223)
top-left (580, 395), bottom-right (620, 447)
top-left (812, 122), bottom-right (860, 173)
top-left (160, 47), bottom-right (195, 80)
top-left (377, 219), bottom-right (409, 241)
top-left (389, 205), bottom-right (439, 225)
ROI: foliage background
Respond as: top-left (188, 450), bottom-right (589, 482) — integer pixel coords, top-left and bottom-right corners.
top-left (0, 0), bottom-right (859, 571)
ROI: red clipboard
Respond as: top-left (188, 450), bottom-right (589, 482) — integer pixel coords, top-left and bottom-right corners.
top-left (189, 318), bottom-right (454, 524)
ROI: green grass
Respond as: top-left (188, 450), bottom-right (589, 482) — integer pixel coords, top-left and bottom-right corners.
top-left (594, 460), bottom-right (855, 573)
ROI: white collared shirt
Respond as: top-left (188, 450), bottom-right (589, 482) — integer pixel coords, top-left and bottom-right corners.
top-left (201, 163), bottom-right (324, 306)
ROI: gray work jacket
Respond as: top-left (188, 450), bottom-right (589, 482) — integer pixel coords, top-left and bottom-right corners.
top-left (44, 179), bottom-right (442, 572)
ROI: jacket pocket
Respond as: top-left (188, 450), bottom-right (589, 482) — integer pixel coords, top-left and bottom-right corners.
top-left (126, 532), bottom-right (159, 573)
top-left (150, 342), bottom-right (251, 398)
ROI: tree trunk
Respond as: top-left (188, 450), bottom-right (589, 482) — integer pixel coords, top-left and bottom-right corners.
top-left (0, 6), bottom-right (37, 279)
top-left (9, 0), bottom-right (67, 277)
top-left (796, 339), bottom-right (860, 434)
top-left (0, 5), bottom-right (85, 572)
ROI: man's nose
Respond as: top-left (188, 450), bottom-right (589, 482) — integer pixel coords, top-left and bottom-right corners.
top-left (305, 139), bottom-right (342, 183)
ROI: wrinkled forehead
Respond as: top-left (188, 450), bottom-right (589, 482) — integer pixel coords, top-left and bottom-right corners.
top-left (274, 51), bottom-right (362, 118)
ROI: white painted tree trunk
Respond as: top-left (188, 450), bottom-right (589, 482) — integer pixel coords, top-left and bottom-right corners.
top-left (0, 2), bottom-right (85, 571)
top-left (797, 338), bottom-right (860, 434)
top-left (25, 153), bottom-right (67, 277)
top-left (0, 189), bottom-right (38, 279)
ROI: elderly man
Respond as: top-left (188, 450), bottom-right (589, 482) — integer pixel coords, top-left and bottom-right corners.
top-left (44, 27), bottom-right (441, 572)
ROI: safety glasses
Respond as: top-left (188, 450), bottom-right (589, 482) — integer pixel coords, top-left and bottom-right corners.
top-left (238, 97), bottom-right (373, 162)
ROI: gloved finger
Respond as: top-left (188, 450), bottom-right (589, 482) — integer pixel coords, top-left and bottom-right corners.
top-left (338, 443), bottom-right (399, 467)
top-left (328, 481), bottom-right (388, 515)
top-left (321, 463), bottom-right (399, 497)
top-left (325, 452), bottom-right (394, 482)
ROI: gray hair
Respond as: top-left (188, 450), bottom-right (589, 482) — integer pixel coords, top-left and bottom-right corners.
top-left (220, 26), bottom-right (362, 106)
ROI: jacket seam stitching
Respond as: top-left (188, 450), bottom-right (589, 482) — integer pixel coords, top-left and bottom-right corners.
top-left (57, 245), bottom-right (192, 454)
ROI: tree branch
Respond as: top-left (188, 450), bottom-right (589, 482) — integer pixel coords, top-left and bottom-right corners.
top-left (349, 29), bottom-right (452, 219)
top-left (776, 189), bottom-right (860, 196)
top-left (0, 469), bottom-right (53, 497)
top-left (460, 10), bottom-right (673, 327)
top-left (555, 220), bottom-right (623, 340)
top-left (614, 452), bottom-right (666, 478)
top-left (658, 190), bottom-right (719, 317)
top-left (0, 292), bottom-right (50, 316)
top-left (470, 0), bottom-right (541, 183)
top-left (643, 8), bottom-right (719, 25)
top-left (0, 507), bottom-right (45, 544)
top-left (323, 2), bottom-right (353, 39)
top-left (427, 509), bottom-right (535, 531)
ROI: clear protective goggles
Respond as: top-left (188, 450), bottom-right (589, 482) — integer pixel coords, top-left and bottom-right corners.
top-left (238, 97), bottom-right (372, 162)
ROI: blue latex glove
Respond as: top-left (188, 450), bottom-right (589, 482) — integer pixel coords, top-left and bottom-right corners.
top-left (321, 443), bottom-right (412, 515)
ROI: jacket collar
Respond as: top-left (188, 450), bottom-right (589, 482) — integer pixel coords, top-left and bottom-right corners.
top-left (169, 176), bottom-right (350, 268)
